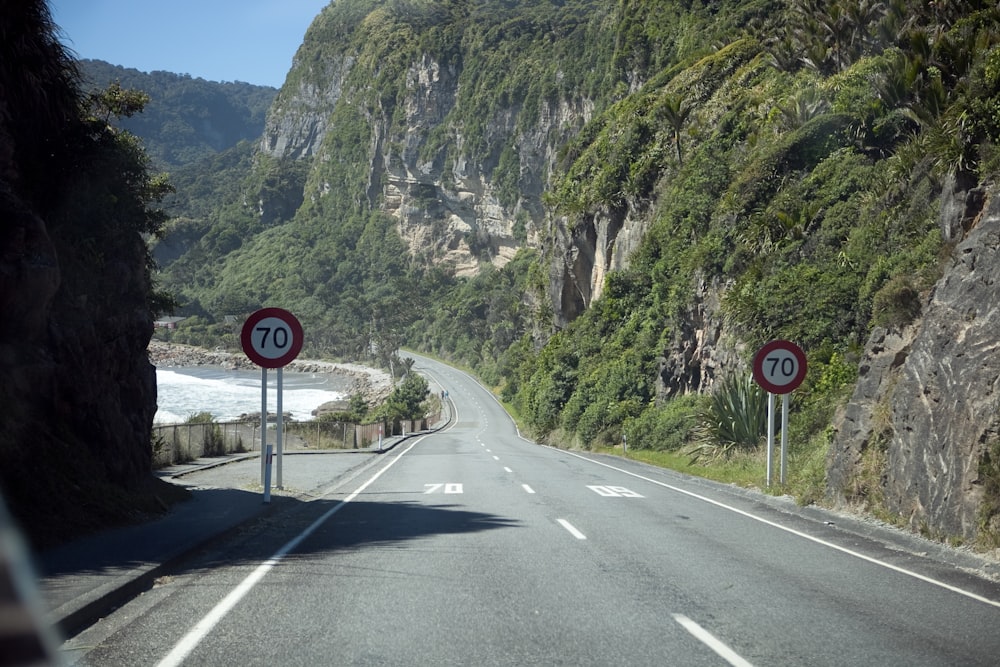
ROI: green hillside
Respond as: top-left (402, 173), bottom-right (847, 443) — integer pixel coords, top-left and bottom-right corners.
top-left (79, 59), bottom-right (276, 168)
top-left (152, 0), bottom-right (1000, 514)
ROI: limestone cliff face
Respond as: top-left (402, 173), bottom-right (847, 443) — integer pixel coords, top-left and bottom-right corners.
top-left (828, 185), bottom-right (1000, 542)
top-left (260, 48), bottom-right (594, 277)
top-left (261, 56), bottom-right (354, 161)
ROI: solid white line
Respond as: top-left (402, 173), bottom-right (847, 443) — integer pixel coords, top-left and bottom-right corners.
top-left (561, 451), bottom-right (1000, 609)
top-left (557, 518), bottom-right (587, 540)
top-left (673, 614), bottom-right (754, 667)
top-left (522, 484), bottom-right (535, 494)
top-left (155, 438), bottom-right (424, 667)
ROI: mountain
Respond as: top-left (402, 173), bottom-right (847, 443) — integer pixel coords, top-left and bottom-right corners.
top-left (12, 0), bottom-right (997, 550)
top-left (146, 0), bottom-right (1000, 549)
top-left (78, 59), bottom-right (277, 168)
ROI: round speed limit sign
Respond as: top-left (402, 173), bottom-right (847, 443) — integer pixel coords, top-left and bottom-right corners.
top-left (240, 307), bottom-right (303, 368)
top-left (752, 340), bottom-right (807, 394)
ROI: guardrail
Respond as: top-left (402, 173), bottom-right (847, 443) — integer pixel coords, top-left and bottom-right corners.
top-left (151, 411), bottom-right (441, 469)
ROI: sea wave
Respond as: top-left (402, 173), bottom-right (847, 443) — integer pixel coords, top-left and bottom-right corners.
top-left (155, 368), bottom-right (347, 424)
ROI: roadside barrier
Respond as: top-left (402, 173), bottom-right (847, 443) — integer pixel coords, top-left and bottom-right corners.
top-left (150, 410), bottom-right (442, 469)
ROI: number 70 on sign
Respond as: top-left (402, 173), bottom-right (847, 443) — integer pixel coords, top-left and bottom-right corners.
top-left (752, 340), bottom-right (807, 394)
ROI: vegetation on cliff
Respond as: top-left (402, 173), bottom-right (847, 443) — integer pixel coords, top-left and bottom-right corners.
top-left (0, 2), bottom-right (182, 547)
top-left (139, 0), bottom-right (1000, 544)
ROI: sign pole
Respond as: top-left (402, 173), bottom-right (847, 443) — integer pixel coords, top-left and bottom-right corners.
top-left (260, 367), bottom-right (267, 485)
top-left (276, 366), bottom-right (284, 489)
top-left (780, 392), bottom-right (790, 485)
top-left (766, 391), bottom-right (775, 487)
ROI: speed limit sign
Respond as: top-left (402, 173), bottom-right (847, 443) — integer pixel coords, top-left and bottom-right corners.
top-left (752, 340), bottom-right (807, 394)
top-left (240, 307), bottom-right (303, 368)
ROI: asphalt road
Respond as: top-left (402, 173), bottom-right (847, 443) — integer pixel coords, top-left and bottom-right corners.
top-left (63, 356), bottom-right (1000, 666)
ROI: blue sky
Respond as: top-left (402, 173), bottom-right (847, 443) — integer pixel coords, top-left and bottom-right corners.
top-left (49, 0), bottom-right (331, 88)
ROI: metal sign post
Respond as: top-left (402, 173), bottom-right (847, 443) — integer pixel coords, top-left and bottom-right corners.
top-left (276, 366), bottom-right (283, 489)
top-left (260, 367), bottom-right (267, 484)
top-left (766, 391), bottom-right (776, 487)
top-left (752, 340), bottom-right (807, 488)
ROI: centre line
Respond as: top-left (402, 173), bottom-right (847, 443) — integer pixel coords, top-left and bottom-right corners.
top-left (557, 518), bottom-right (587, 540)
top-left (522, 484), bottom-right (535, 494)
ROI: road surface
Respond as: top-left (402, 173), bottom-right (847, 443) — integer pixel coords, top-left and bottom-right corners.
top-left (62, 355), bottom-right (1000, 666)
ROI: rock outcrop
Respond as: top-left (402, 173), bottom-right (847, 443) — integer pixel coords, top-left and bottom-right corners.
top-left (260, 23), bottom-right (593, 279)
top-left (0, 2), bottom-right (164, 547)
top-left (828, 185), bottom-right (1000, 543)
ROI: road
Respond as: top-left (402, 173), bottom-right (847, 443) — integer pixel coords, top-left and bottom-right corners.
top-left (63, 355), bottom-right (1000, 666)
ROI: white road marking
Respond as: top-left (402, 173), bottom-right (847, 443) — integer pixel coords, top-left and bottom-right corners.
top-left (673, 614), bottom-right (754, 667)
top-left (562, 451), bottom-right (1000, 609)
top-left (587, 485), bottom-right (644, 498)
top-left (492, 455), bottom-right (500, 461)
top-left (557, 519), bottom-right (587, 540)
top-left (424, 483), bottom-right (463, 494)
top-left (156, 437), bottom-right (425, 667)
top-left (504, 467), bottom-right (513, 473)
top-left (522, 484), bottom-right (535, 494)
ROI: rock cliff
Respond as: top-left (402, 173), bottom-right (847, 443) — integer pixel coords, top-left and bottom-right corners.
top-left (259, 18), bottom-right (596, 280)
top-left (0, 3), bottom-right (166, 547)
top-left (828, 184), bottom-right (1000, 544)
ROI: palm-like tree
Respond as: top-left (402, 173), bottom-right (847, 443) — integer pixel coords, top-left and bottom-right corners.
top-left (659, 92), bottom-right (692, 166)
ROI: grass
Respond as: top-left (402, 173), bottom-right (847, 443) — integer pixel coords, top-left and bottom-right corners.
top-left (592, 445), bottom-right (771, 489)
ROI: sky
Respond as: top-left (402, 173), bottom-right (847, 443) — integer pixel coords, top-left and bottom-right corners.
top-left (49, 0), bottom-right (331, 88)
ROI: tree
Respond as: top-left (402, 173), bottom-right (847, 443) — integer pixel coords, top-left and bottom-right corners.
top-left (659, 92), bottom-right (692, 165)
top-left (379, 372), bottom-right (430, 421)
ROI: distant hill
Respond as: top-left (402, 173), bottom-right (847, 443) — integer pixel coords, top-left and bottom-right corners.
top-left (78, 59), bottom-right (276, 168)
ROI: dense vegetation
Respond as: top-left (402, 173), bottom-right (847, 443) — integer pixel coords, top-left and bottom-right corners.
top-left (1, 2), bottom-right (187, 546)
top-left (79, 60), bottom-right (276, 168)
top-left (148, 0), bottom-right (1000, 509)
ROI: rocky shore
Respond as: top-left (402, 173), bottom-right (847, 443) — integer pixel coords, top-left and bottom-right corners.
top-left (148, 341), bottom-right (394, 411)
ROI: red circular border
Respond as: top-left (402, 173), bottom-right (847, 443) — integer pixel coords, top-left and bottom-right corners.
top-left (240, 307), bottom-right (303, 368)
top-left (752, 339), bottom-right (807, 394)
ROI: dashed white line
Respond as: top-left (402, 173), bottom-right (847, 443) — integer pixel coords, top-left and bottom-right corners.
top-left (557, 519), bottom-right (586, 540)
top-left (522, 484), bottom-right (535, 494)
top-left (504, 466), bottom-right (513, 473)
top-left (492, 455), bottom-right (500, 461)
top-left (673, 614), bottom-right (754, 667)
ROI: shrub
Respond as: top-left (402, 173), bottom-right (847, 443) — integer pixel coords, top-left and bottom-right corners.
top-left (689, 373), bottom-right (769, 460)
top-left (871, 274), bottom-right (922, 329)
top-left (626, 394), bottom-right (704, 451)
top-left (184, 411), bottom-right (224, 456)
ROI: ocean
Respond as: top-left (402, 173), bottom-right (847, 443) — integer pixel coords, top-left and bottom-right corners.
top-left (154, 367), bottom-right (350, 424)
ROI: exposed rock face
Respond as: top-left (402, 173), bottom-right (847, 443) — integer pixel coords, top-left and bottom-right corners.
top-left (261, 56), bottom-right (355, 160)
top-left (657, 274), bottom-right (744, 399)
top-left (1, 2), bottom-right (160, 546)
top-left (828, 186), bottom-right (1000, 541)
top-left (261, 47), bottom-right (593, 277)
